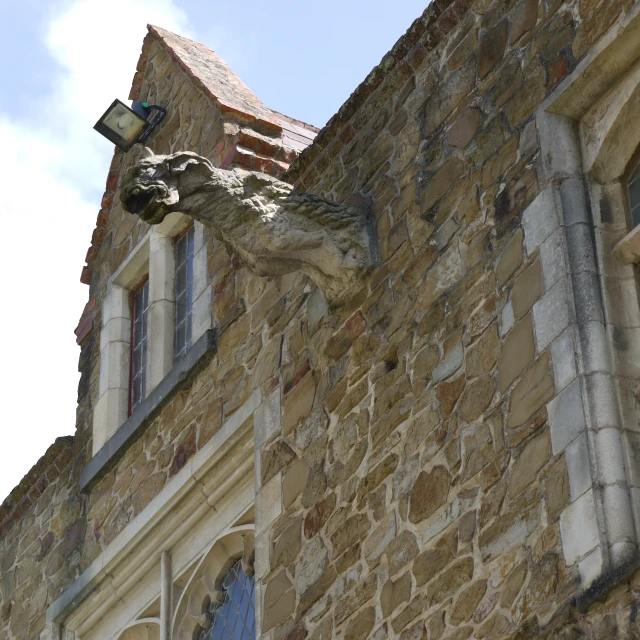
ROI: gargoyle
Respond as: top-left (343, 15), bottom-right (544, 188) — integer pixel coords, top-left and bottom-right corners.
top-left (120, 150), bottom-right (378, 305)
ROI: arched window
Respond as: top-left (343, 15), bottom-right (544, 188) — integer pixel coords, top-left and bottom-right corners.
top-left (629, 160), bottom-right (640, 228)
top-left (199, 559), bottom-right (255, 640)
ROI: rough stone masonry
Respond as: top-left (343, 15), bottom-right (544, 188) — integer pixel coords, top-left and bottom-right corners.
top-left (4, 2), bottom-right (640, 640)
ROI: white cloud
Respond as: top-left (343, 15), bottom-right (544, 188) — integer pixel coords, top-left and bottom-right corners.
top-left (0, 0), bottom-right (192, 501)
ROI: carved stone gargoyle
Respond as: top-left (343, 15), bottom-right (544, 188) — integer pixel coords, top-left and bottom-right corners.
top-left (120, 150), bottom-right (378, 305)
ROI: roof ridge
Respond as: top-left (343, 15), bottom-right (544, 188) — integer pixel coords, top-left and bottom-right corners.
top-left (148, 24), bottom-right (282, 133)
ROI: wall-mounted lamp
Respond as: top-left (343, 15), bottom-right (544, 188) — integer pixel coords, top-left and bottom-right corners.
top-left (94, 99), bottom-right (166, 152)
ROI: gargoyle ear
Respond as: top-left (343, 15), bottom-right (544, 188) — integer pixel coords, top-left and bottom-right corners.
top-left (166, 152), bottom-right (213, 176)
top-left (141, 146), bottom-right (155, 159)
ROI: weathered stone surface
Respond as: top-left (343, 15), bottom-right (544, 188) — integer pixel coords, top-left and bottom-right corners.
top-left (449, 580), bottom-right (488, 625)
top-left (511, 260), bottom-right (542, 319)
top-left (508, 431), bottom-right (550, 498)
top-left (386, 530), bottom-right (419, 575)
top-left (498, 315), bottom-right (535, 393)
top-left (422, 157), bottom-right (466, 213)
top-left (263, 569), bottom-right (296, 631)
top-left (17, 9), bottom-right (640, 640)
top-left (510, 0), bottom-right (538, 44)
top-left (466, 325), bottom-right (501, 378)
top-left (507, 354), bottom-right (555, 429)
top-left (478, 20), bottom-right (508, 79)
top-left (326, 312), bottom-right (367, 360)
top-left (283, 374), bottom-right (316, 435)
top-left (409, 466), bottom-right (451, 524)
top-left (363, 511), bottom-right (396, 564)
top-left (344, 607), bottom-right (375, 640)
top-left (437, 376), bottom-right (466, 418)
top-left (496, 229), bottom-right (523, 286)
top-left (427, 556), bottom-right (474, 605)
top-left (262, 440), bottom-right (296, 485)
top-left (283, 458), bottom-right (311, 509)
top-left (458, 376), bottom-right (496, 422)
top-left (304, 493), bottom-right (336, 539)
top-left (381, 572), bottom-right (412, 618)
top-left (271, 518), bottom-right (302, 569)
top-left (447, 108), bottom-right (484, 149)
top-left (330, 513), bottom-right (371, 558)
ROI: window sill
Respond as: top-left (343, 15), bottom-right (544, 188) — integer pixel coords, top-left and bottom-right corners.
top-left (80, 329), bottom-right (217, 492)
top-left (613, 225), bottom-right (640, 264)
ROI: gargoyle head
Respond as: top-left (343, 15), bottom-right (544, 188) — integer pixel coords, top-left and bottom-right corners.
top-left (120, 149), bottom-right (214, 225)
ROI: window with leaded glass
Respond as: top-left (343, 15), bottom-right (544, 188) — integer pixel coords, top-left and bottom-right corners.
top-left (199, 559), bottom-right (255, 640)
top-left (629, 160), bottom-right (640, 228)
top-left (130, 279), bottom-right (149, 413)
top-left (175, 226), bottom-right (195, 359)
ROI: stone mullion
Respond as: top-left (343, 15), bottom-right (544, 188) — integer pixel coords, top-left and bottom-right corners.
top-left (253, 387), bottom-right (284, 639)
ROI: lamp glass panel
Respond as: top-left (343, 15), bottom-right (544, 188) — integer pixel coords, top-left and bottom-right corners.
top-left (103, 103), bottom-right (148, 144)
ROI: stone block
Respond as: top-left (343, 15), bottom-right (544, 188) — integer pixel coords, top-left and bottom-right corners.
top-left (256, 473), bottom-right (282, 531)
top-left (255, 388), bottom-right (282, 448)
top-left (578, 547), bottom-right (604, 590)
top-left (548, 379), bottom-right (586, 454)
top-left (584, 373), bottom-right (620, 431)
top-left (409, 466), bottom-right (450, 524)
top-left (549, 330), bottom-right (577, 392)
top-left (422, 157), bottom-right (466, 212)
top-left (512, 259), bottom-right (542, 319)
top-left (508, 431), bottom-right (550, 498)
top-left (446, 108), bottom-right (483, 149)
top-left (385, 530), bottom-right (419, 575)
top-left (326, 311), bottom-right (367, 360)
top-left (283, 458), bottom-right (311, 510)
top-left (523, 188), bottom-right (560, 255)
top-left (263, 570), bottom-right (295, 631)
top-left (533, 280), bottom-right (570, 353)
top-left (478, 20), bottom-right (508, 79)
top-left (565, 433), bottom-right (592, 500)
top-left (500, 298), bottom-right (515, 337)
top-left (509, 0), bottom-right (538, 44)
top-left (507, 354), bottom-right (555, 429)
top-left (282, 374), bottom-right (316, 436)
top-left (449, 580), bottom-right (488, 625)
top-left (363, 511), bottom-right (397, 565)
top-left (466, 325), bottom-right (501, 378)
top-left (381, 572), bottom-right (411, 619)
top-left (495, 228), bottom-right (523, 287)
top-left (498, 315), bottom-right (535, 393)
top-left (559, 489), bottom-right (599, 565)
top-left (432, 342), bottom-right (464, 382)
top-left (458, 376), bottom-right (495, 422)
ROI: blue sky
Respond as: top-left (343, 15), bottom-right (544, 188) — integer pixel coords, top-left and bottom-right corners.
top-left (0, 0), bottom-right (429, 501)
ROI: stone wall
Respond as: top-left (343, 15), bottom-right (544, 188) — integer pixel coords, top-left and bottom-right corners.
top-left (0, 437), bottom-right (80, 640)
top-left (3, 1), bottom-right (640, 639)
top-left (251, 0), bottom-right (640, 638)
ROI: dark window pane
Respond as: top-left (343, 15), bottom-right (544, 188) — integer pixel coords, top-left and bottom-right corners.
top-left (175, 227), bottom-right (195, 359)
top-left (130, 280), bottom-right (149, 413)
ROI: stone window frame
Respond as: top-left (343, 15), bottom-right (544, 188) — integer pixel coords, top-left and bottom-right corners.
top-left (172, 529), bottom-right (256, 640)
top-left (93, 213), bottom-right (212, 455)
top-left (532, 4), bottom-right (640, 592)
top-left (107, 528), bottom-right (255, 640)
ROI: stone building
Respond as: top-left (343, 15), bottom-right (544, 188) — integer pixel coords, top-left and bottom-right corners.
top-left (4, 0), bottom-right (640, 638)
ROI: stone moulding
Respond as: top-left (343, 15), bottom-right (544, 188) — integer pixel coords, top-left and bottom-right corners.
top-left (120, 150), bottom-right (379, 306)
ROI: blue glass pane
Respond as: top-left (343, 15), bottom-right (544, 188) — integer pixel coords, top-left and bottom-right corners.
top-left (200, 560), bottom-right (255, 640)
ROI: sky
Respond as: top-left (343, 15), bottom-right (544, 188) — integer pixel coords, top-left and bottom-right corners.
top-left (0, 0), bottom-right (429, 502)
